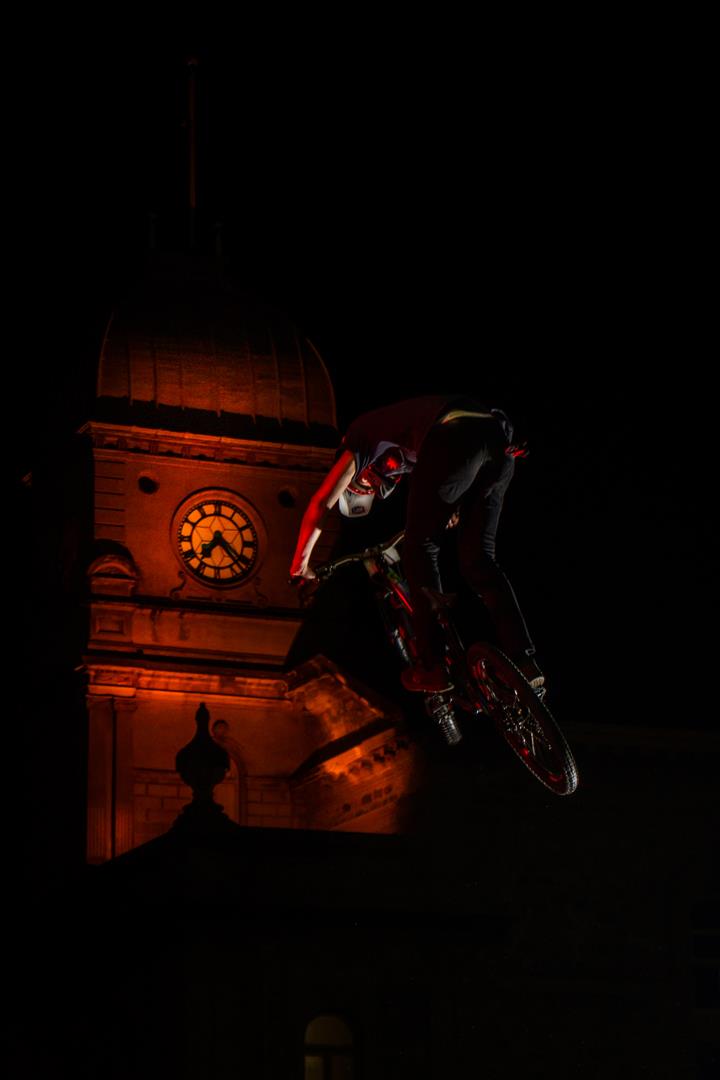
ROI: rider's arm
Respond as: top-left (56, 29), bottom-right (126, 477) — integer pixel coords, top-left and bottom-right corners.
top-left (289, 450), bottom-right (357, 578)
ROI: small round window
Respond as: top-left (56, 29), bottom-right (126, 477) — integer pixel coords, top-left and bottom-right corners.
top-left (138, 475), bottom-right (159, 495)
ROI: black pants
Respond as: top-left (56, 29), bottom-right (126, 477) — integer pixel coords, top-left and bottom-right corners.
top-left (403, 415), bottom-right (536, 666)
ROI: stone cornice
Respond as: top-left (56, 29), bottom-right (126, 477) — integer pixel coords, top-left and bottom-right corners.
top-left (79, 421), bottom-right (337, 471)
top-left (84, 661), bottom-right (291, 702)
top-left (88, 594), bottom-right (300, 618)
top-left (292, 733), bottom-right (412, 788)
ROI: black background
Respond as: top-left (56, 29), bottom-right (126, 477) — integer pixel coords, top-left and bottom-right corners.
top-left (10, 38), bottom-right (716, 1079)
top-left (17, 44), bottom-right (710, 730)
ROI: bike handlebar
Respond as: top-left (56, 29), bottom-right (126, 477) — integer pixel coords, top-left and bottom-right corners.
top-left (313, 530), bottom-right (406, 582)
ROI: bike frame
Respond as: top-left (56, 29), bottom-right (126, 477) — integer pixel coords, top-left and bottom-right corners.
top-left (313, 532), bottom-right (481, 744)
top-left (310, 531), bottom-right (579, 794)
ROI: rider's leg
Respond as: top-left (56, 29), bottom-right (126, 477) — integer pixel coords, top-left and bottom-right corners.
top-left (400, 419), bottom-right (497, 691)
top-left (456, 459), bottom-right (544, 688)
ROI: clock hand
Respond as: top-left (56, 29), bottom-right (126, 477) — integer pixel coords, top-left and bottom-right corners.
top-left (217, 536), bottom-right (241, 560)
top-left (200, 531), bottom-right (224, 557)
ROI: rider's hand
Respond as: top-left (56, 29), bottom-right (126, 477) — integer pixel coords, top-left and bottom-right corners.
top-left (289, 563), bottom-right (320, 607)
top-left (289, 557), bottom-right (316, 580)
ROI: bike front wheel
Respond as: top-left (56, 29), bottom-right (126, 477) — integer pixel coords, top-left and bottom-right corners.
top-left (466, 642), bottom-right (579, 795)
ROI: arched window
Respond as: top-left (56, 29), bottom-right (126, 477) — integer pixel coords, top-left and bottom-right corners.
top-left (304, 1015), bottom-right (355, 1079)
top-left (211, 721), bottom-right (248, 825)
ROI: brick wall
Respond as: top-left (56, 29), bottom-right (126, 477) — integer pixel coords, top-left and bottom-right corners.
top-left (132, 757), bottom-right (421, 842)
top-left (246, 777), bottom-right (294, 829)
top-left (133, 767), bottom-right (241, 845)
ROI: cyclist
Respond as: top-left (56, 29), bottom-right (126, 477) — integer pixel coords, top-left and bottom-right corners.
top-left (289, 395), bottom-right (544, 695)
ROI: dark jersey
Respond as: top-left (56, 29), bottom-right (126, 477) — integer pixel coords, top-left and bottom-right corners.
top-left (341, 394), bottom-right (509, 476)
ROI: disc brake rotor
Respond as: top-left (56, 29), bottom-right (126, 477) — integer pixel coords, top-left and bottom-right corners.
top-left (474, 660), bottom-right (558, 763)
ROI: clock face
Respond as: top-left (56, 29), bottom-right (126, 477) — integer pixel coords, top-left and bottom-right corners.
top-left (175, 494), bottom-right (259, 587)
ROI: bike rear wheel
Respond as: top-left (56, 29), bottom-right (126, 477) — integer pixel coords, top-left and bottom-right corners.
top-left (466, 642), bottom-right (579, 795)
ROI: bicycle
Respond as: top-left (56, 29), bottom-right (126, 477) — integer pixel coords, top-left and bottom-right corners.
top-left (304, 530), bottom-right (579, 796)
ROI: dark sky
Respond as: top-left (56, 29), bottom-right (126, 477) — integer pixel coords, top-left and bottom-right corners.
top-left (20, 48), bottom-right (709, 730)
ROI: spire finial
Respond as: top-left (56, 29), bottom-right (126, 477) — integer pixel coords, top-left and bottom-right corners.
top-left (173, 703), bottom-right (234, 834)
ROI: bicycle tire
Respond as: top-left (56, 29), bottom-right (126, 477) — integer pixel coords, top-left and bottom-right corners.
top-left (466, 642), bottom-right (579, 795)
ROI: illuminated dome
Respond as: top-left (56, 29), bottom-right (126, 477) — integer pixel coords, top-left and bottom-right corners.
top-left (95, 255), bottom-right (337, 445)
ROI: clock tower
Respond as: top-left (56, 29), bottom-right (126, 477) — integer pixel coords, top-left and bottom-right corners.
top-left (81, 254), bottom-right (420, 861)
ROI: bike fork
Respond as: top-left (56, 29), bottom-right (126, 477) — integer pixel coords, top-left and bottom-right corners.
top-left (425, 692), bottom-right (463, 746)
